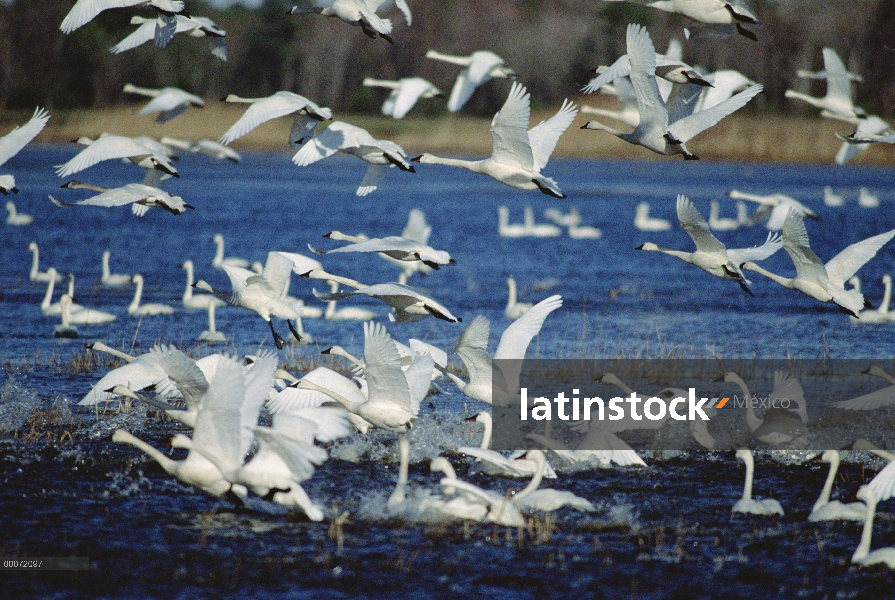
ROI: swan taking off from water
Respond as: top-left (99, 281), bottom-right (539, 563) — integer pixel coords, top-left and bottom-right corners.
top-left (633, 202), bottom-right (671, 232)
top-left (112, 15), bottom-right (227, 59)
top-left (446, 295), bottom-right (562, 405)
top-left (293, 121), bottom-right (414, 197)
top-left (27, 242), bottom-right (62, 283)
top-left (582, 25), bottom-right (762, 160)
top-left (808, 450), bottom-right (866, 522)
top-left (785, 48), bottom-right (865, 121)
top-left (425, 50), bottom-right (516, 112)
top-left (51, 180), bottom-right (192, 216)
top-left (412, 82), bottom-right (577, 198)
top-left (123, 84), bottom-right (205, 123)
top-left (459, 412), bottom-right (558, 479)
top-left (6, 201), bottom-right (32, 226)
top-left (505, 277), bottom-right (532, 319)
top-left (219, 92), bottom-right (332, 147)
top-left (599, 1), bottom-right (759, 39)
top-left (129, 274), bottom-right (175, 316)
top-left (851, 486), bottom-right (895, 569)
top-left (60, 0), bottom-right (184, 35)
top-left (310, 233), bottom-right (455, 270)
top-left (78, 342), bottom-right (180, 406)
top-left (741, 210), bottom-right (895, 318)
top-left (55, 135), bottom-right (179, 179)
top-left (719, 371), bottom-right (807, 445)
top-left (727, 189), bottom-right (818, 231)
top-left (732, 450), bottom-right (784, 516)
top-left (637, 194), bottom-right (782, 295)
top-left (0, 107), bottom-right (50, 195)
top-left (289, 1), bottom-right (395, 43)
top-left (363, 77), bottom-right (444, 119)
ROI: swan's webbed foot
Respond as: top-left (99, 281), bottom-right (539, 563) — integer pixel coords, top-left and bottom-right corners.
top-left (286, 319), bottom-right (303, 343)
top-left (268, 320), bottom-right (286, 349)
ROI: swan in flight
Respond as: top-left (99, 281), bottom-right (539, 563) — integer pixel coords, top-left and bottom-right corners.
top-left (498, 206), bottom-right (526, 238)
top-left (859, 187), bottom-right (880, 208)
top-left (292, 121), bottom-right (414, 197)
top-left (212, 234), bottom-right (250, 270)
top-left (637, 194), bottom-right (782, 295)
top-left (599, 1), bottom-right (760, 39)
top-left (851, 486), bottom-right (895, 569)
top-left (848, 275), bottom-right (892, 324)
top-left (129, 275), bottom-right (175, 316)
top-left (696, 69), bottom-right (760, 112)
top-left (785, 48), bottom-right (865, 120)
top-left (50, 180), bottom-right (192, 216)
top-left (160, 137), bottom-right (241, 163)
top-left (5, 201), bottom-right (32, 226)
top-left (459, 412), bottom-right (558, 479)
top-left (526, 425), bottom-right (647, 468)
top-left (322, 281), bottom-right (377, 321)
top-left (727, 189), bottom-right (818, 230)
top-left (310, 233), bottom-right (454, 270)
top-left (505, 276), bottom-right (532, 319)
top-left (55, 135), bottom-right (179, 179)
top-left (219, 92), bottom-right (332, 147)
top-left (581, 50), bottom-right (711, 95)
top-left (719, 371), bottom-right (806, 444)
top-left (180, 260), bottom-right (224, 309)
top-left (824, 186), bottom-right (845, 207)
top-left (446, 295), bottom-right (562, 405)
top-left (581, 25), bottom-right (762, 160)
top-left (0, 107), bottom-right (50, 195)
top-left (827, 366), bottom-right (895, 411)
top-left (289, 1), bottom-right (394, 43)
top-left (581, 79), bottom-right (641, 128)
top-left (808, 450), bottom-right (866, 522)
top-left (741, 210), bottom-right (895, 318)
top-left (27, 242), bottom-right (62, 283)
top-left (60, 0), bottom-right (184, 35)
top-left (708, 200), bottom-right (740, 231)
top-left (302, 269), bottom-right (460, 323)
top-left (112, 15), bottom-right (227, 59)
top-left (832, 115), bottom-right (892, 166)
top-left (732, 450), bottom-right (784, 516)
top-left (122, 84), bottom-right (204, 123)
top-left (425, 49), bottom-right (516, 112)
top-left (100, 251), bottom-right (132, 286)
top-left (78, 342), bottom-right (181, 407)
top-left (363, 77), bottom-right (444, 119)
top-left (412, 82), bottom-right (577, 198)
top-left (633, 202), bottom-right (671, 232)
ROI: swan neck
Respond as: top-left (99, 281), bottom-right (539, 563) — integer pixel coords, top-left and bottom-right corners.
top-left (299, 381), bottom-right (356, 413)
top-left (207, 303), bottom-right (217, 332)
top-left (513, 455), bottom-right (545, 501)
top-left (814, 454), bottom-right (839, 511)
top-left (730, 375), bottom-right (762, 432)
top-left (102, 252), bottom-right (111, 279)
top-left (880, 278), bottom-right (892, 314)
top-left (423, 155), bottom-right (484, 171)
top-left (213, 238), bottom-right (224, 265)
top-left (507, 278), bottom-right (517, 309)
top-left (741, 452), bottom-right (754, 501)
top-left (745, 263), bottom-right (793, 289)
top-left (479, 414), bottom-right (493, 450)
top-left (113, 430), bottom-right (178, 475)
top-left (41, 276), bottom-right (55, 310)
top-left (129, 277), bottom-right (143, 311)
top-left (67, 274), bottom-right (74, 298)
top-left (853, 492), bottom-right (877, 562)
top-left (445, 372), bottom-right (466, 392)
top-left (91, 342), bottom-right (135, 362)
top-left (182, 265), bottom-right (194, 301)
top-left (29, 245), bottom-right (39, 278)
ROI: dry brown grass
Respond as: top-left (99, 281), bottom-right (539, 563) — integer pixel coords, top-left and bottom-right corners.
top-left (33, 100), bottom-right (895, 166)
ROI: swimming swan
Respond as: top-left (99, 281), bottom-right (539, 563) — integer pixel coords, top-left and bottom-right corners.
top-left (732, 449), bottom-right (784, 516)
top-left (5, 201), bottom-right (32, 226)
top-left (40, 269), bottom-right (78, 316)
top-left (363, 77), bottom-right (444, 119)
top-left (523, 206), bottom-right (562, 237)
top-left (505, 276), bottom-right (533, 319)
top-left (27, 242), bottom-right (62, 283)
top-left (498, 206), bottom-right (527, 238)
top-left (55, 135), bottom-right (179, 179)
top-left (720, 371), bottom-right (807, 444)
top-left (0, 107), bottom-right (50, 194)
top-left (212, 233), bottom-right (250, 270)
top-left (123, 83), bottom-right (205, 123)
top-left (412, 82), bottom-right (577, 198)
top-left (101, 251), bottom-right (132, 286)
top-left (180, 260), bottom-right (225, 309)
top-left (425, 49), bottom-right (516, 112)
top-left (129, 274), bottom-right (175, 316)
top-left (808, 450), bottom-right (867, 522)
top-left (824, 185), bottom-right (845, 207)
top-left (848, 275), bottom-right (892, 324)
top-left (741, 210), bottom-right (895, 318)
top-left (219, 91), bottom-right (332, 147)
top-left (858, 187), bottom-right (880, 208)
top-left (851, 486), bottom-right (895, 568)
top-left (633, 202), bottom-right (671, 232)
top-left (198, 303), bottom-right (227, 343)
top-left (458, 412), bottom-right (558, 479)
top-left (708, 200), bottom-right (740, 231)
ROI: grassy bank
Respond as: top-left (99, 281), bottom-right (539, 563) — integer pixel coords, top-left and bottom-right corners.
top-left (23, 100), bottom-right (895, 166)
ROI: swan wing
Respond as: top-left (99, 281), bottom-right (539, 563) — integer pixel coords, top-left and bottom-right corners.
top-left (55, 135), bottom-right (153, 177)
top-left (251, 427), bottom-right (324, 482)
top-left (828, 385), bottom-right (895, 410)
top-left (291, 121), bottom-right (366, 166)
top-left (402, 354), bottom-right (434, 414)
top-left (148, 344), bottom-right (209, 411)
top-left (392, 0), bottom-right (411, 25)
top-left (354, 283), bottom-right (459, 322)
top-left (260, 251), bottom-right (294, 297)
top-left (239, 350), bottom-right (279, 456)
top-left (665, 82), bottom-right (703, 125)
top-left (727, 232), bottom-right (783, 264)
top-left (138, 90), bottom-right (193, 114)
top-left (111, 20), bottom-right (156, 53)
top-left (269, 369), bottom-right (366, 413)
top-left (391, 78), bottom-right (432, 119)
top-left (271, 252), bottom-right (323, 280)
top-left (219, 263), bottom-right (255, 305)
top-left (447, 68), bottom-right (478, 112)
top-left (439, 478), bottom-right (500, 506)
top-left (459, 447), bottom-right (520, 472)
top-left (357, 163), bottom-right (388, 197)
top-left (489, 82), bottom-right (534, 169)
top-left (676, 194), bottom-right (726, 253)
top-left (667, 84), bottom-right (763, 143)
top-left (581, 55), bottom-right (631, 94)
top-left (321, 236), bottom-right (419, 257)
top-left (494, 295), bottom-right (562, 360)
top-left (515, 489), bottom-right (595, 513)
top-left (190, 352), bottom-right (247, 471)
top-left (869, 460), bottom-right (895, 503)
top-left (363, 321), bottom-right (411, 410)
top-left (402, 208), bottom-right (432, 244)
top-left (527, 98), bottom-right (578, 173)
top-left (468, 51), bottom-right (504, 84)
top-left (221, 92), bottom-right (315, 145)
top-left (821, 48), bottom-right (853, 106)
top-left (780, 210), bottom-right (829, 283)
top-left (454, 316), bottom-right (493, 390)
top-left (79, 358), bottom-right (167, 405)
top-left (625, 24), bottom-right (668, 135)
top-left (771, 371), bottom-right (807, 423)
top-left (66, 186), bottom-right (147, 208)
top-left (272, 406), bottom-right (351, 444)
top-left (824, 228), bottom-right (895, 289)
top-left (61, 0), bottom-right (149, 33)
top-left (0, 107), bottom-right (49, 168)
top-left (408, 339), bottom-right (447, 369)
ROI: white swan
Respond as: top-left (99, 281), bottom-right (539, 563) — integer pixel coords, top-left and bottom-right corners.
top-left (834, 115), bottom-right (892, 166)
top-left (128, 274), bottom-right (174, 316)
top-left (99, 250), bottom-right (131, 286)
top-left (785, 48), bottom-right (864, 120)
top-left (446, 295), bottom-right (563, 405)
top-left (497, 206), bottom-right (526, 238)
top-left (708, 200), bottom-right (740, 231)
top-left (852, 486), bottom-right (895, 569)
top-left (426, 458), bottom-right (490, 522)
top-left (60, 0), bottom-right (184, 34)
top-left (582, 48), bottom-right (712, 95)
top-left (79, 342), bottom-right (180, 406)
top-left (599, 1), bottom-right (760, 39)
top-left (6, 201), bottom-right (32, 226)
top-left (292, 121), bottom-right (414, 197)
top-left (720, 371), bottom-right (807, 444)
top-left (827, 366), bottom-right (895, 411)
top-left (27, 241), bottom-right (62, 283)
top-left (303, 269), bottom-right (460, 323)
top-left (51, 179), bottom-right (192, 216)
top-left (859, 187), bottom-right (880, 208)
top-left (219, 92), bottom-right (332, 147)
top-left (40, 269), bottom-right (78, 316)
top-left (582, 25), bottom-right (762, 160)
top-left (506, 450), bottom-right (595, 515)
top-left (808, 450), bottom-right (866, 522)
top-left (425, 49), bottom-right (516, 112)
top-left (289, 0), bottom-right (394, 43)
top-left (160, 137), bottom-right (241, 162)
top-left (63, 283), bottom-right (118, 324)
top-left (848, 275), bottom-right (892, 324)
top-left (310, 233), bottom-right (454, 270)
top-left (323, 280), bottom-right (378, 321)
top-left (727, 189), bottom-right (818, 231)
top-left (112, 15), bottom-right (226, 59)
top-left (633, 202), bottom-right (671, 232)
top-left (637, 194), bottom-right (782, 295)
top-left (55, 135), bottom-right (179, 179)
top-left (732, 449), bottom-right (784, 516)
top-left (458, 412), bottom-right (558, 479)
top-left (505, 276), bottom-right (532, 319)
top-left (522, 206), bottom-right (562, 237)
top-left (741, 210), bottom-right (895, 318)
top-left (696, 69), bottom-right (760, 112)
top-left (526, 425), bottom-right (647, 468)
top-left (212, 233), bottom-right (250, 270)
top-left (269, 366), bottom-right (373, 433)
top-left (0, 107), bottom-right (50, 194)
top-left (198, 303), bottom-right (227, 343)
top-left (412, 82), bottom-right (576, 198)
top-left (824, 185), bottom-right (845, 207)
top-left (54, 294), bottom-right (79, 338)
top-left (568, 222), bottom-right (603, 239)
top-left (581, 79), bottom-right (641, 128)
top-left (122, 83), bottom-right (205, 123)
top-left (180, 260), bottom-right (224, 309)
top-left (363, 77), bottom-right (444, 119)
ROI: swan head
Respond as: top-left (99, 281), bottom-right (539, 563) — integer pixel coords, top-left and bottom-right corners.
top-left (180, 260), bottom-right (193, 270)
top-left (466, 411), bottom-right (492, 426)
top-left (821, 449), bottom-right (839, 464)
top-left (429, 457), bottom-right (456, 479)
top-left (636, 242), bottom-right (660, 251)
top-left (861, 365), bottom-right (889, 379)
top-left (598, 373), bottom-right (622, 387)
top-left (5, 201), bottom-right (13, 211)
top-left (28, 241), bottom-right (37, 251)
top-left (170, 433), bottom-right (194, 450)
top-left (213, 233), bottom-right (224, 244)
top-left (580, 120), bottom-right (609, 131)
top-left (410, 153), bottom-right (436, 164)
top-left (716, 371), bottom-right (743, 385)
top-left (884, 275), bottom-right (892, 285)
top-left (735, 448), bottom-right (752, 463)
top-left (132, 274), bottom-right (144, 285)
top-left (140, 156), bottom-right (179, 177)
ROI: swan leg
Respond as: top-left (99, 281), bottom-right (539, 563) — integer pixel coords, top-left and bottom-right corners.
top-left (268, 319), bottom-right (286, 349)
top-left (735, 23), bottom-right (758, 41)
top-left (737, 279), bottom-right (754, 297)
top-left (286, 319), bottom-right (303, 343)
top-left (531, 179), bottom-right (565, 199)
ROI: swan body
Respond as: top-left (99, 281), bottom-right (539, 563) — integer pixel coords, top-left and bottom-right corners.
top-left (600, 0), bottom-right (759, 28)
top-left (0, 107), bottom-right (49, 194)
top-left (198, 303), bottom-right (227, 343)
top-left (505, 277), bottom-right (532, 319)
top-left (721, 371), bottom-right (807, 444)
top-left (785, 48), bottom-right (864, 120)
top-left (310, 234), bottom-right (454, 269)
top-left (293, 121), bottom-right (414, 196)
top-left (852, 486), bottom-right (895, 569)
top-left (180, 260), bottom-right (224, 309)
top-left (696, 70), bottom-right (759, 112)
top-left (808, 450), bottom-right (867, 522)
top-left (112, 15), bottom-right (226, 59)
top-left (582, 25), bottom-right (762, 159)
top-left (55, 135), bottom-right (179, 179)
top-left (732, 449), bottom-right (784, 516)
top-left (123, 84), bottom-right (204, 123)
top-left (212, 234), bottom-right (250, 269)
top-left (498, 206), bottom-right (526, 238)
top-left (834, 115), bottom-right (892, 165)
top-left (27, 242), bottom-right (63, 283)
top-left (363, 77), bottom-right (444, 119)
top-left (824, 186), bottom-right (845, 207)
top-left (858, 187), bottom-right (880, 208)
top-left (100, 251), bottom-right (132, 286)
top-left (727, 189), bottom-right (818, 230)
top-left (54, 294), bottom-right (79, 338)
top-left (79, 342), bottom-right (180, 406)
top-left (51, 180), bottom-right (191, 216)
top-left (634, 202), bottom-right (671, 231)
top-left (425, 49), bottom-right (516, 112)
top-left (426, 458), bottom-right (491, 522)
top-left (412, 83), bottom-right (576, 198)
top-left (741, 210), bottom-right (895, 318)
top-left (6, 201), bottom-right (32, 226)
top-left (446, 295), bottom-right (563, 405)
top-left (848, 275), bottom-right (892, 324)
top-left (60, 0), bottom-right (184, 34)
top-left (460, 413), bottom-right (558, 479)
top-left (289, 1), bottom-right (394, 43)
top-left (128, 274), bottom-right (174, 316)
top-left (220, 92), bottom-right (332, 146)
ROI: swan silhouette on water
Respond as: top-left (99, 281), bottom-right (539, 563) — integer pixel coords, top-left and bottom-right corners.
top-left (523, 206), bottom-right (562, 237)
top-left (505, 277), bottom-right (532, 319)
top-left (123, 84), bottom-right (205, 123)
top-left (112, 15), bottom-right (227, 59)
top-left (27, 242), bottom-right (62, 283)
top-left (708, 200), bottom-right (740, 231)
top-left (719, 371), bottom-right (807, 445)
top-left (51, 179), bottom-right (192, 216)
top-left (289, 1), bottom-right (395, 43)
top-left (582, 25), bottom-right (762, 160)
top-left (727, 190), bottom-right (819, 231)
top-left (40, 269), bottom-right (78, 316)
top-left (425, 50), bottom-right (516, 112)
top-left (732, 449), bottom-right (784, 516)
top-left (100, 251), bottom-right (132, 286)
top-left (198, 303), bottom-right (227, 343)
top-left (824, 186), bottom-right (845, 207)
top-left (637, 195), bottom-right (783, 295)
top-left (5, 201), bottom-right (32, 226)
top-left (219, 92), bottom-right (332, 148)
top-left (851, 486), bottom-right (895, 569)
top-left (848, 275), bottom-right (892, 324)
top-left (363, 77), bottom-right (444, 119)
top-left (633, 202), bottom-right (671, 232)
top-left (808, 450), bottom-right (866, 522)
top-left (498, 206), bottom-right (526, 238)
top-left (292, 121), bottom-right (414, 196)
top-left (129, 274), bottom-right (175, 317)
top-left (60, 0), bottom-right (184, 36)
top-left (741, 210), bottom-right (895, 318)
top-left (785, 48), bottom-right (865, 121)
top-left (858, 187), bottom-right (880, 208)
top-left (60, 285), bottom-right (117, 325)
top-left (446, 295), bottom-right (563, 405)
top-left (180, 260), bottom-right (224, 310)
top-left (827, 366), bottom-right (895, 411)
top-left (0, 107), bottom-right (50, 195)
top-left (212, 234), bottom-right (250, 270)
top-left (458, 412), bottom-right (558, 479)
top-left (412, 82), bottom-right (577, 198)
top-left (55, 135), bottom-right (179, 179)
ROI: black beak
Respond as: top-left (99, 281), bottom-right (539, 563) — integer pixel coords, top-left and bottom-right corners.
top-left (635, 244), bottom-right (645, 250)
top-left (299, 271), bottom-right (312, 278)
top-left (410, 156), bottom-right (422, 163)
top-left (321, 347), bottom-right (332, 355)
